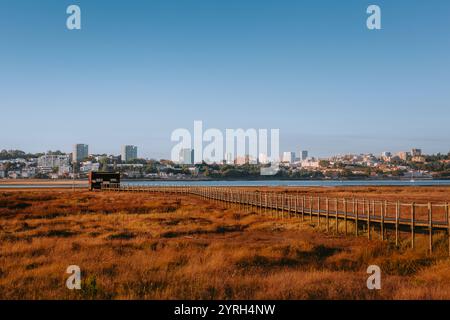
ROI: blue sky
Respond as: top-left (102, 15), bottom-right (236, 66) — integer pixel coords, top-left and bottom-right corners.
top-left (1, 0), bottom-right (449, 158)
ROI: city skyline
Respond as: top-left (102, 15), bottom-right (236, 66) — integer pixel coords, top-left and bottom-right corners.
top-left (1, 1), bottom-right (450, 158)
top-left (1, 142), bottom-right (446, 181)
top-left (1, 143), bottom-right (437, 163)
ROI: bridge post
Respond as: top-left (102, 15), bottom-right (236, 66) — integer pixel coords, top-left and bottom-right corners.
top-left (265, 193), bottom-right (268, 216)
top-left (381, 201), bottom-right (386, 241)
top-left (367, 200), bottom-right (371, 240)
top-left (411, 202), bottom-right (415, 249)
top-left (335, 198), bottom-right (338, 234)
top-left (396, 201), bottom-right (400, 246)
top-left (317, 197), bottom-right (321, 227)
top-left (279, 194), bottom-right (282, 219)
top-left (355, 199), bottom-right (358, 236)
top-left (326, 198), bottom-right (329, 232)
top-left (344, 199), bottom-right (347, 235)
top-left (294, 194), bottom-right (298, 219)
top-left (428, 202), bottom-right (433, 254)
top-left (287, 195), bottom-right (291, 219)
top-left (302, 196), bottom-right (305, 221)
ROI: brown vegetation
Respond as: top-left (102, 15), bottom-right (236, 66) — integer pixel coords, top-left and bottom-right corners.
top-left (0, 179), bottom-right (86, 185)
top-left (249, 185), bottom-right (450, 203)
top-left (1, 187), bottom-right (450, 299)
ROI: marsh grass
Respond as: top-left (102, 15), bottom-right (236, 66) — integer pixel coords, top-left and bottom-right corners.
top-left (0, 188), bottom-right (450, 299)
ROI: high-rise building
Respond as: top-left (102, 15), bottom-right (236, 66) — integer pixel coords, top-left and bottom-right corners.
top-left (282, 151), bottom-right (295, 163)
top-left (179, 148), bottom-right (194, 165)
top-left (381, 151), bottom-right (392, 158)
top-left (411, 148), bottom-right (422, 157)
top-left (301, 150), bottom-right (308, 161)
top-left (121, 145), bottom-right (138, 163)
top-left (73, 144), bottom-right (88, 163)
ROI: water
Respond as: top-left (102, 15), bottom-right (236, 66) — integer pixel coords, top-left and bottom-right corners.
top-left (123, 179), bottom-right (450, 187)
top-left (1, 179), bottom-right (450, 189)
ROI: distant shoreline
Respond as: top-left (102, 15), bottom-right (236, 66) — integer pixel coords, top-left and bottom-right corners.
top-left (1, 178), bottom-right (450, 189)
top-left (122, 177), bottom-right (440, 182)
top-left (0, 177), bottom-right (447, 185)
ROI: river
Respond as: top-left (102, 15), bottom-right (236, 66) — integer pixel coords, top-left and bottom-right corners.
top-left (1, 179), bottom-right (450, 188)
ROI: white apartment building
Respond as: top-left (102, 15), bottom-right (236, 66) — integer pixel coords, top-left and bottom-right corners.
top-left (80, 161), bottom-right (100, 172)
top-left (282, 151), bottom-right (295, 164)
top-left (21, 167), bottom-right (36, 178)
top-left (258, 153), bottom-right (269, 164)
top-left (301, 159), bottom-right (320, 169)
top-left (37, 154), bottom-right (70, 173)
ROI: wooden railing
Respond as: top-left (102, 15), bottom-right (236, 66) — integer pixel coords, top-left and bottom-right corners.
top-left (100, 184), bottom-right (450, 255)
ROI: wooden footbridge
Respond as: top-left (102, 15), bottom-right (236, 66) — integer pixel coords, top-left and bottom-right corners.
top-left (101, 184), bottom-right (450, 255)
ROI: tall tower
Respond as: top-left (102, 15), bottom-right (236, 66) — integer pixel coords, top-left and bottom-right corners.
top-left (73, 144), bottom-right (88, 163)
top-left (121, 145), bottom-right (138, 163)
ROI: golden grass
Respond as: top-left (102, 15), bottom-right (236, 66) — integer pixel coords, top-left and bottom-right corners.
top-left (0, 179), bottom-right (86, 185)
top-left (0, 188), bottom-right (450, 299)
top-left (247, 185), bottom-right (450, 202)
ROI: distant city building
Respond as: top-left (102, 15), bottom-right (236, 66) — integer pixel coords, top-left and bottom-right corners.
top-left (38, 154), bottom-right (70, 173)
top-left (381, 151), bottom-right (392, 161)
top-left (412, 156), bottom-right (426, 163)
top-left (22, 168), bottom-right (36, 178)
top-left (235, 155), bottom-right (250, 165)
top-left (248, 155), bottom-right (257, 164)
top-left (411, 148), bottom-right (422, 157)
top-left (107, 154), bottom-right (121, 163)
top-left (301, 159), bottom-right (320, 169)
top-left (73, 144), bottom-right (88, 163)
top-left (301, 150), bottom-right (308, 161)
top-left (179, 148), bottom-right (194, 165)
top-left (8, 171), bottom-right (20, 179)
top-left (80, 161), bottom-right (100, 173)
top-left (58, 165), bottom-right (71, 175)
top-left (282, 151), bottom-right (295, 163)
top-left (225, 153), bottom-right (234, 165)
top-left (94, 155), bottom-right (108, 162)
top-left (121, 145), bottom-right (138, 163)
top-left (397, 151), bottom-right (410, 161)
top-left (259, 153), bottom-right (269, 164)
top-left (114, 163), bottom-right (144, 168)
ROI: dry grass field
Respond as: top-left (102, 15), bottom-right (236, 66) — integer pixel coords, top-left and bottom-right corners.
top-left (246, 185), bottom-right (450, 202)
top-left (1, 187), bottom-right (450, 299)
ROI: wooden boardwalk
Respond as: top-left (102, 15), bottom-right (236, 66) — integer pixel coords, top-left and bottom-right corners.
top-left (101, 184), bottom-right (450, 255)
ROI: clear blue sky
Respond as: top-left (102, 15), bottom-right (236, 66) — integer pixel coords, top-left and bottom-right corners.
top-left (1, 0), bottom-right (449, 158)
